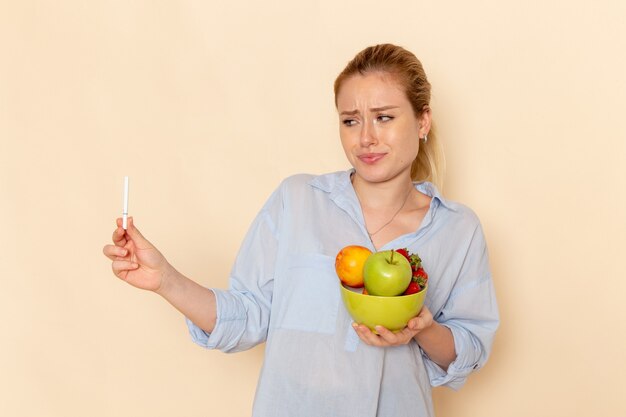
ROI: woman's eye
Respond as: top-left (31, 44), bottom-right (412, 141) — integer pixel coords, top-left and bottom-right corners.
top-left (342, 119), bottom-right (357, 126)
top-left (376, 115), bottom-right (393, 123)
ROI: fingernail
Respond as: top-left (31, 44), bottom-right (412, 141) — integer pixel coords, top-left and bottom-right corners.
top-left (131, 263), bottom-right (139, 268)
top-left (352, 323), bottom-right (358, 329)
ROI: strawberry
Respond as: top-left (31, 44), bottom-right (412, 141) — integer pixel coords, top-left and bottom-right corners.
top-left (412, 267), bottom-right (428, 290)
top-left (403, 281), bottom-right (421, 295)
top-left (396, 248), bottom-right (411, 262)
top-left (393, 247), bottom-right (428, 293)
top-left (413, 267), bottom-right (428, 280)
top-left (408, 253), bottom-right (422, 271)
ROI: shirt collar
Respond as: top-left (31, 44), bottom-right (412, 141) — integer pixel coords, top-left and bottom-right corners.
top-left (308, 169), bottom-right (457, 213)
top-left (413, 180), bottom-right (457, 212)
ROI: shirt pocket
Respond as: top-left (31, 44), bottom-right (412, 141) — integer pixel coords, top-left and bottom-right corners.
top-left (274, 253), bottom-right (340, 334)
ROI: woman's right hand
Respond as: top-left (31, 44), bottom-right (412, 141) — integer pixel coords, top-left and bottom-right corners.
top-left (103, 217), bottom-right (172, 292)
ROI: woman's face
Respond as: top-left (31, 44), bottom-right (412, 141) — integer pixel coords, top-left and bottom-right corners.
top-left (336, 72), bottom-right (429, 185)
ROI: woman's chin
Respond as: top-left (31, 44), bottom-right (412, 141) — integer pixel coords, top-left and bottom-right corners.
top-left (354, 165), bottom-right (411, 183)
top-left (352, 168), bottom-right (408, 185)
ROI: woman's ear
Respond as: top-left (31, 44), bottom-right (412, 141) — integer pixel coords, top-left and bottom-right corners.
top-left (418, 106), bottom-right (432, 138)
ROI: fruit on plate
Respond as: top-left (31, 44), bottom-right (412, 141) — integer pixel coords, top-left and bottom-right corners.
top-left (401, 249), bottom-right (429, 294)
top-left (335, 245), bottom-right (372, 287)
top-left (363, 249), bottom-right (412, 296)
top-left (411, 267), bottom-right (428, 291)
top-left (403, 281), bottom-right (421, 295)
top-left (335, 245), bottom-right (428, 297)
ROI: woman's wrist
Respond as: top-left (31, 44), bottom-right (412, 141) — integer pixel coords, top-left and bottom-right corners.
top-left (155, 262), bottom-right (178, 297)
top-left (413, 320), bottom-right (440, 344)
top-left (414, 322), bottom-right (456, 370)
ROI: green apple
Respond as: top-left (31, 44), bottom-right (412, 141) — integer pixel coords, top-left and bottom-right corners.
top-left (363, 250), bottom-right (412, 296)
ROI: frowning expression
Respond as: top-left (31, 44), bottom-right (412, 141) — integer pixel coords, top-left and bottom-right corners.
top-left (336, 72), bottom-right (428, 184)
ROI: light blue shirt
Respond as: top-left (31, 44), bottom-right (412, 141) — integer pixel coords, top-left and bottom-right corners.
top-left (186, 170), bottom-right (499, 417)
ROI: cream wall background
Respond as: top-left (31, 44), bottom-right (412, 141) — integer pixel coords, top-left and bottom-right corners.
top-left (1, 1), bottom-right (624, 416)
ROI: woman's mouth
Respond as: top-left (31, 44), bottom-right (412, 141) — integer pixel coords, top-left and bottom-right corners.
top-left (358, 153), bottom-right (386, 164)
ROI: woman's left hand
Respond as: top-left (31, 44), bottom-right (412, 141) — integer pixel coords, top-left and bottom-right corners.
top-left (352, 306), bottom-right (434, 347)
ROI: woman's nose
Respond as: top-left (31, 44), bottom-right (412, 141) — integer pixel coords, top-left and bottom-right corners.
top-left (359, 120), bottom-right (377, 146)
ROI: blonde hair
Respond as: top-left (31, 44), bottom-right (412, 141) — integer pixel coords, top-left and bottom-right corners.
top-left (334, 44), bottom-right (445, 190)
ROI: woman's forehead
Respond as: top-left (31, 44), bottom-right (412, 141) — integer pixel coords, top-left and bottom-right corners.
top-left (336, 72), bottom-right (408, 109)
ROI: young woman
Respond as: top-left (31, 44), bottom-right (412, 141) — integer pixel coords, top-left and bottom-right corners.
top-left (103, 44), bottom-right (499, 417)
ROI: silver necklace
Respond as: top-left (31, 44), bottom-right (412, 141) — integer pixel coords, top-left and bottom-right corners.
top-left (355, 184), bottom-right (413, 243)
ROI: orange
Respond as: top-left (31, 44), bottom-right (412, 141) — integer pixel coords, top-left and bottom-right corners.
top-left (335, 245), bottom-right (372, 288)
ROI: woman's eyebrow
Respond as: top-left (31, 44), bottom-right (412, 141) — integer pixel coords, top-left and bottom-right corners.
top-left (370, 105), bottom-right (399, 112)
top-left (340, 105), bottom-right (399, 116)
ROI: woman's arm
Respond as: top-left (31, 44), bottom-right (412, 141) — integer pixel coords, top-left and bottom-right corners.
top-left (103, 217), bottom-right (218, 333)
top-left (413, 319), bottom-right (456, 370)
top-left (352, 306), bottom-right (456, 370)
top-left (156, 266), bottom-right (217, 333)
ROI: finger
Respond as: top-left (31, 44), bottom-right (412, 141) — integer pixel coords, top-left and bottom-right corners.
top-left (380, 325), bottom-right (417, 345)
top-left (416, 306), bottom-right (433, 328)
top-left (374, 326), bottom-right (401, 344)
top-left (103, 244), bottom-right (128, 260)
top-left (112, 260), bottom-right (139, 275)
top-left (352, 323), bottom-right (383, 346)
top-left (112, 223), bottom-right (128, 247)
top-left (397, 326), bottom-right (419, 342)
top-left (407, 317), bottom-right (422, 331)
top-left (125, 217), bottom-right (152, 249)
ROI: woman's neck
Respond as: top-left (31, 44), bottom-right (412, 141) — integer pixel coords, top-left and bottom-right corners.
top-left (351, 172), bottom-right (415, 210)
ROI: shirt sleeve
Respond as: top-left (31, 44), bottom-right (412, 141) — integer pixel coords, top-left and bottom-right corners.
top-left (185, 186), bottom-right (282, 353)
top-left (422, 221), bottom-right (500, 390)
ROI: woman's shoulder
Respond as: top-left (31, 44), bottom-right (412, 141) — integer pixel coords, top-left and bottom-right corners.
top-left (416, 182), bottom-right (483, 230)
top-left (439, 200), bottom-right (488, 245)
top-left (278, 171), bottom-right (349, 193)
top-left (442, 198), bottom-right (481, 223)
top-left (279, 173), bottom-right (317, 187)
